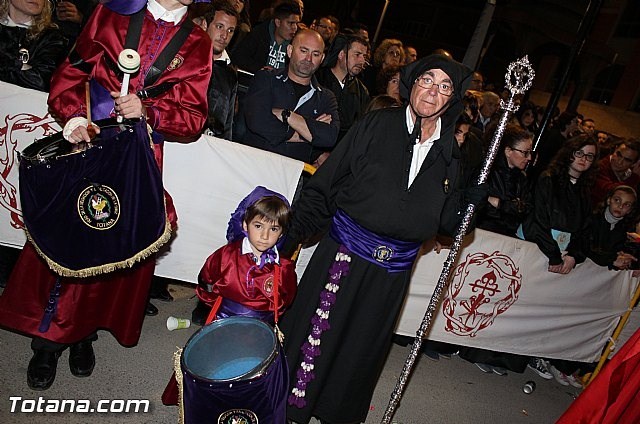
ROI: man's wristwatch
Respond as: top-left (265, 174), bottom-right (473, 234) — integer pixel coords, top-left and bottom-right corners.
top-left (281, 109), bottom-right (291, 125)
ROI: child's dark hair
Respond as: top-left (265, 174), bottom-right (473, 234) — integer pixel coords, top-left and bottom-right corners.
top-left (244, 196), bottom-right (291, 232)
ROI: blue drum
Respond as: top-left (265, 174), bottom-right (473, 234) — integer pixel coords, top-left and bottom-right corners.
top-left (180, 316), bottom-right (288, 424)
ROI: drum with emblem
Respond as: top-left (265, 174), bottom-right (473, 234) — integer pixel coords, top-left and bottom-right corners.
top-left (18, 117), bottom-right (170, 277)
top-left (180, 316), bottom-right (288, 424)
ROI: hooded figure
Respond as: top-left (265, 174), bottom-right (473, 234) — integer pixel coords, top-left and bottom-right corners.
top-left (281, 54), bottom-right (481, 424)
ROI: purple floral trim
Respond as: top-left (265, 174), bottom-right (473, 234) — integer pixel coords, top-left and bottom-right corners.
top-left (288, 245), bottom-right (351, 408)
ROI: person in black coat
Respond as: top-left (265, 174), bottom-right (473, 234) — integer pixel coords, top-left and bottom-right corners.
top-left (459, 124), bottom-right (535, 375)
top-left (522, 134), bottom-right (599, 274)
top-left (586, 185), bottom-right (638, 269)
top-left (477, 124), bottom-right (534, 236)
top-left (522, 134), bottom-right (600, 387)
top-left (0, 0), bottom-right (67, 92)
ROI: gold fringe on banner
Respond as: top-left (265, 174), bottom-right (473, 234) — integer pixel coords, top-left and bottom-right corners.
top-left (25, 213), bottom-right (172, 278)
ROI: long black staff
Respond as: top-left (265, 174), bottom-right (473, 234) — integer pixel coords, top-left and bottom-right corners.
top-left (381, 56), bottom-right (535, 424)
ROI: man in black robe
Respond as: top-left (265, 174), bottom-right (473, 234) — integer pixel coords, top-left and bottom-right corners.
top-left (281, 54), bottom-right (481, 424)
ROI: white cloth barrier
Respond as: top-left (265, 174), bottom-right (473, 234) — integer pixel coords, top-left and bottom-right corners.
top-left (156, 137), bottom-right (303, 281)
top-left (393, 229), bottom-right (638, 362)
top-left (0, 81), bottom-right (636, 363)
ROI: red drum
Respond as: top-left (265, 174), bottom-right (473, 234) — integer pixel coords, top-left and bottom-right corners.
top-left (19, 118), bottom-right (170, 277)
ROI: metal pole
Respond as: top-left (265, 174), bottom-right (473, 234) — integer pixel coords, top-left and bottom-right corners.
top-left (533, 0), bottom-right (603, 151)
top-left (372, 0), bottom-right (391, 47)
top-left (380, 57), bottom-right (535, 424)
top-left (462, 0), bottom-right (497, 70)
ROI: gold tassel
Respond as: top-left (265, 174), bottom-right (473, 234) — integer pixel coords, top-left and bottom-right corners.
top-left (173, 348), bottom-right (185, 424)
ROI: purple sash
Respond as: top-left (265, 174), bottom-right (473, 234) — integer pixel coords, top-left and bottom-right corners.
top-left (217, 298), bottom-right (274, 324)
top-left (329, 209), bottom-right (421, 272)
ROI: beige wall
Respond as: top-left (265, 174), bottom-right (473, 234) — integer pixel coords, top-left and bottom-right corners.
top-left (529, 89), bottom-right (640, 139)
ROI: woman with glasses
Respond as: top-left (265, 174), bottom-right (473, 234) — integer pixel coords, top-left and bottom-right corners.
top-left (475, 124), bottom-right (534, 236)
top-left (457, 125), bottom-right (535, 376)
top-left (522, 134), bottom-right (598, 275)
top-left (520, 135), bottom-right (599, 387)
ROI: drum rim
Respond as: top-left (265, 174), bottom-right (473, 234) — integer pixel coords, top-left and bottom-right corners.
top-left (180, 316), bottom-right (279, 383)
top-left (19, 118), bottom-right (138, 164)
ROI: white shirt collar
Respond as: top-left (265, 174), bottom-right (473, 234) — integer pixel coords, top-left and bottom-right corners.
top-left (1, 15), bottom-right (32, 28)
top-left (406, 106), bottom-right (442, 187)
top-left (241, 237), bottom-right (280, 264)
top-left (405, 106), bottom-right (442, 142)
top-left (217, 49), bottom-right (231, 64)
top-left (147, 0), bottom-right (188, 25)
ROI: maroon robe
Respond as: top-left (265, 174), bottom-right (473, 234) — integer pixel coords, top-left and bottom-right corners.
top-left (0, 4), bottom-right (212, 346)
top-left (196, 240), bottom-right (297, 318)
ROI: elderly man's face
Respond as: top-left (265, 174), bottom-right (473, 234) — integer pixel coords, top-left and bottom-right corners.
top-left (410, 68), bottom-right (453, 119)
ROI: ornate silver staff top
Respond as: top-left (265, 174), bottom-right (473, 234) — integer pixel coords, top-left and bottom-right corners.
top-left (380, 56), bottom-right (535, 424)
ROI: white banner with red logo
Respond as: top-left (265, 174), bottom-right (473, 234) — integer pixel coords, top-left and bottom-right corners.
top-left (0, 82), bottom-right (637, 363)
top-left (393, 229), bottom-right (638, 362)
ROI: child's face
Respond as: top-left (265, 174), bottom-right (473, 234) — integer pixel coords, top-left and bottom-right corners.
top-left (242, 216), bottom-right (283, 256)
top-left (607, 191), bottom-right (636, 218)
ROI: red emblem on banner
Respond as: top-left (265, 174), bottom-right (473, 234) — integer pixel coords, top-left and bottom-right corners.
top-left (442, 251), bottom-right (521, 337)
top-left (0, 113), bottom-right (58, 229)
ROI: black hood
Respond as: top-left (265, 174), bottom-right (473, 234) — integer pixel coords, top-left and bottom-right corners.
top-left (400, 54), bottom-right (473, 120)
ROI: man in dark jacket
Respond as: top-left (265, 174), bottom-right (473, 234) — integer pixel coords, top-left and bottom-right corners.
top-left (316, 34), bottom-right (370, 143)
top-left (230, 0), bottom-right (300, 73)
top-left (200, 1), bottom-right (239, 140)
top-left (238, 29), bottom-right (339, 163)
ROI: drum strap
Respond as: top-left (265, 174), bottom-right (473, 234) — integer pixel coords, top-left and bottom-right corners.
top-left (273, 265), bottom-right (285, 343)
top-left (205, 296), bottom-right (223, 325)
top-left (70, 8), bottom-right (194, 98)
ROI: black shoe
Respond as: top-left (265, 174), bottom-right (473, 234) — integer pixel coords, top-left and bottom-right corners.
top-left (145, 302), bottom-right (158, 316)
top-left (150, 287), bottom-right (173, 302)
top-left (191, 300), bottom-right (211, 326)
top-left (69, 341), bottom-right (95, 377)
top-left (27, 350), bottom-right (61, 390)
top-left (392, 334), bottom-right (413, 347)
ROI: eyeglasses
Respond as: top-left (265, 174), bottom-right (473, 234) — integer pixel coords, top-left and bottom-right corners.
top-left (574, 150), bottom-right (596, 161)
top-left (614, 150), bottom-right (636, 163)
top-left (510, 147), bottom-right (532, 158)
top-left (415, 76), bottom-right (453, 96)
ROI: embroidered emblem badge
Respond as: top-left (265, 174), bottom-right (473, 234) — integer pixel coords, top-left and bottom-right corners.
top-left (263, 276), bottom-right (274, 295)
top-left (442, 251), bottom-right (522, 337)
top-left (373, 245), bottom-right (394, 262)
top-left (77, 184), bottom-right (120, 230)
top-left (167, 54), bottom-right (184, 71)
top-left (218, 409), bottom-right (258, 424)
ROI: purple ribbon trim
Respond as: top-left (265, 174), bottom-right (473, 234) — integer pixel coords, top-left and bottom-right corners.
top-left (329, 209), bottom-right (421, 272)
top-left (38, 277), bottom-right (62, 333)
